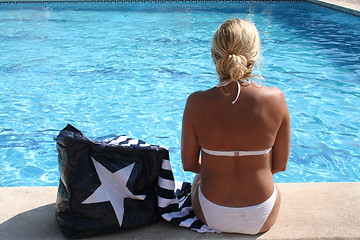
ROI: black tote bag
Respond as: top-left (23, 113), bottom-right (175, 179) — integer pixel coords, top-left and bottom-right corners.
top-left (55, 124), bottom-right (168, 238)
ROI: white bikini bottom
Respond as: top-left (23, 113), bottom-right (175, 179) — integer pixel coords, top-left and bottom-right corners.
top-left (198, 185), bottom-right (277, 235)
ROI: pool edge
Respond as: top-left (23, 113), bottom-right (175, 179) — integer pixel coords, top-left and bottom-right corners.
top-left (306, 0), bottom-right (360, 16)
top-left (0, 0), bottom-right (359, 17)
top-left (1, 182), bottom-right (360, 239)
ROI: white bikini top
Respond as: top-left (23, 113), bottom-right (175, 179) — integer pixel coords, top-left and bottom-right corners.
top-left (201, 147), bottom-right (272, 157)
top-left (216, 78), bottom-right (251, 104)
top-left (208, 79), bottom-right (272, 156)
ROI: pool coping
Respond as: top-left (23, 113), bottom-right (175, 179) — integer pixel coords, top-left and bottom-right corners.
top-left (0, 0), bottom-right (359, 17)
top-left (307, 0), bottom-right (360, 16)
top-left (1, 182), bottom-right (360, 240)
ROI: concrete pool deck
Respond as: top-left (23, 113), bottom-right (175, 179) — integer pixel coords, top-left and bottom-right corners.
top-left (1, 182), bottom-right (360, 239)
top-left (307, 0), bottom-right (360, 16)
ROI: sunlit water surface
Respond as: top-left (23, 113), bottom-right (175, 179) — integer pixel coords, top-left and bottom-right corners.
top-left (0, 2), bottom-right (359, 186)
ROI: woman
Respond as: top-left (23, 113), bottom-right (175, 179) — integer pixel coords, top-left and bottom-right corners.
top-left (181, 19), bottom-right (290, 235)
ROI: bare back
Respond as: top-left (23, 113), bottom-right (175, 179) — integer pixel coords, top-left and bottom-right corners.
top-left (181, 81), bottom-right (290, 207)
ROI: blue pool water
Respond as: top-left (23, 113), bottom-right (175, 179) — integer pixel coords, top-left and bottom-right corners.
top-left (0, 2), bottom-right (359, 187)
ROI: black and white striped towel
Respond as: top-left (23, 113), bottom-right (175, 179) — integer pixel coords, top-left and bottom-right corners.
top-left (106, 136), bottom-right (215, 233)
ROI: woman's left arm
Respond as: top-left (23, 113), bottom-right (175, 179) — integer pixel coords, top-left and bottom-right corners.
top-left (181, 92), bottom-right (201, 174)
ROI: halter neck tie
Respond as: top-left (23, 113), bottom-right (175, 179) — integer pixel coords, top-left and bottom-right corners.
top-left (216, 79), bottom-right (251, 104)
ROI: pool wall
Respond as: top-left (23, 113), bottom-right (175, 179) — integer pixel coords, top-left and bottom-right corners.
top-left (0, 0), bottom-right (359, 16)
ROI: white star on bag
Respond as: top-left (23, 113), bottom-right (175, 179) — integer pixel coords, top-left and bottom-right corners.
top-left (82, 157), bottom-right (146, 227)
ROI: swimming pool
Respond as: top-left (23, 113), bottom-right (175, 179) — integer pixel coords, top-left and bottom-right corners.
top-left (0, 1), bottom-right (359, 187)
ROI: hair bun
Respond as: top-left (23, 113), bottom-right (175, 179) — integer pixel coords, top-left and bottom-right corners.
top-left (212, 19), bottom-right (260, 82)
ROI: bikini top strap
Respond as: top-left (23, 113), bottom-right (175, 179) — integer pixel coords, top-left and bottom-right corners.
top-left (216, 79), bottom-right (251, 105)
top-left (202, 147), bottom-right (272, 157)
top-left (231, 81), bottom-right (241, 105)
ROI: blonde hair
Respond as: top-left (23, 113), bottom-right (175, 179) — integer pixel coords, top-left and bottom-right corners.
top-left (212, 19), bottom-right (261, 83)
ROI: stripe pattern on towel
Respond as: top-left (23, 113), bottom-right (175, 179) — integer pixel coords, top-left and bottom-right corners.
top-left (106, 136), bottom-right (215, 233)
